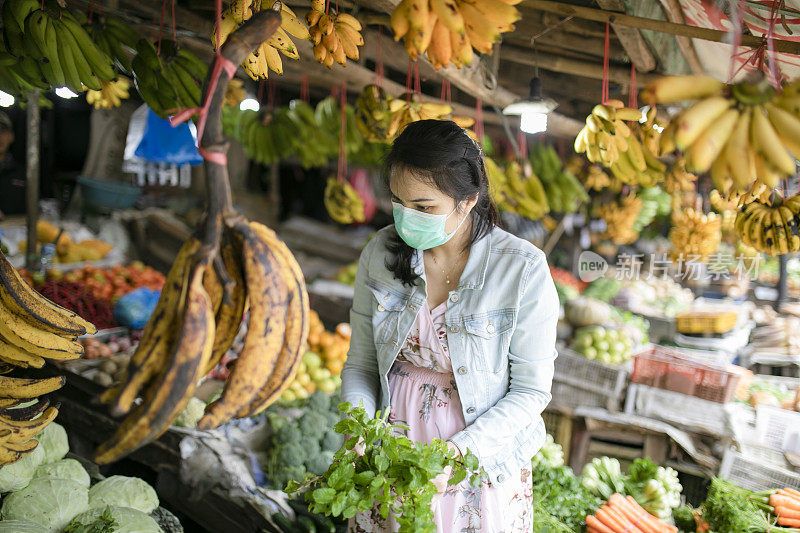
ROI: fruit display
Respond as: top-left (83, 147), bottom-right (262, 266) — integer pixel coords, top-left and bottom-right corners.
top-left (564, 297), bottom-right (611, 328)
top-left (643, 75), bottom-right (800, 193)
top-left (748, 316), bottom-right (800, 356)
top-left (390, 0), bottom-right (521, 67)
top-left (664, 159), bottom-right (697, 195)
top-left (595, 193), bottom-right (643, 245)
top-left (632, 186), bottom-right (671, 232)
top-left (306, 2), bottom-right (364, 67)
top-left (386, 96), bottom-right (455, 140)
top-left (668, 206), bottom-right (721, 262)
top-left (81, 335), bottom-right (135, 360)
top-left (735, 192), bottom-right (800, 256)
top-left (212, 0), bottom-right (309, 80)
top-left (335, 261), bottom-right (358, 285)
top-left (570, 325), bottom-right (634, 364)
top-left (130, 39), bottom-right (208, 120)
top-left (280, 351), bottom-right (341, 402)
top-left (1, 0), bottom-right (115, 94)
top-left (355, 85), bottom-right (396, 144)
top-left (574, 101), bottom-right (665, 187)
top-left (550, 266), bottom-right (586, 303)
top-left (85, 77), bottom-right (130, 110)
top-left (614, 277), bottom-right (694, 319)
top-left (529, 144), bottom-right (588, 213)
top-left (324, 176), bottom-right (366, 224)
top-left (580, 163), bottom-right (617, 192)
top-left (35, 282), bottom-right (116, 330)
top-left (308, 317), bottom-right (350, 376)
top-left (486, 158), bottom-right (550, 220)
top-left (18, 220), bottom-right (114, 264)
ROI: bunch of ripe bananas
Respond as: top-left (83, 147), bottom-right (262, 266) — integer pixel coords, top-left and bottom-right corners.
top-left (355, 85), bottom-right (394, 143)
top-left (486, 158), bottom-right (549, 220)
top-left (638, 106), bottom-right (663, 156)
top-left (582, 165), bottom-right (617, 191)
top-left (735, 193), bottom-right (800, 256)
top-left (644, 75), bottom-right (800, 193)
top-left (385, 95), bottom-right (454, 141)
top-left (2, 0), bottom-right (116, 94)
top-left (307, 0), bottom-right (364, 67)
top-left (86, 78), bottom-right (130, 110)
top-left (96, 219), bottom-right (309, 464)
top-left (324, 177), bottom-right (366, 224)
top-left (574, 101), bottom-right (664, 186)
top-left (225, 79), bottom-right (247, 108)
top-left (595, 194), bottom-right (643, 245)
top-left (212, 0), bottom-right (309, 79)
top-left (0, 251), bottom-right (97, 465)
top-left (669, 206), bottom-right (721, 262)
top-left (664, 159), bottom-right (697, 195)
top-left (390, 0), bottom-right (520, 68)
top-left (78, 12), bottom-right (139, 76)
top-left (529, 143), bottom-right (588, 213)
top-left (131, 39), bottom-right (208, 120)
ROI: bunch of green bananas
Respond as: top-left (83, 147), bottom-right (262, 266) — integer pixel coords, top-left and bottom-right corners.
top-left (529, 143), bottom-right (589, 213)
top-left (324, 177), bottom-right (365, 224)
top-left (77, 12), bottom-right (139, 75)
top-left (355, 85), bottom-right (394, 143)
top-left (0, 41), bottom-right (46, 98)
top-left (232, 108), bottom-right (295, 166)
top-left (315, 96), bottom-right (364, 157)
top-left (486, 158), bottom-right (549, 220)
top-left (2, 0), bottom-right (116, 93)
top-left (131, 39), bottom-right (207, 120)
top-left (632, 186), bottom-right (670, 232)
top-left (285, 99), bottom-right (335, 168)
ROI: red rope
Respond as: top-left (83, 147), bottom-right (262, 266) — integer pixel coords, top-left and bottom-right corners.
top-left (301, 73), bottom-right (310, 103)
top-left (171, 0), bottom-right (177, 42)
top-left (475, 98), bottom-right (484, 141)
top-left (215, 0), bottom-right (222, 51)
top-left (257, 79), bottom-right (265, 105)
top-left (414, 61), bottom-right (421, 95)
top-left (338, 81), bottom-right (347, 184)
top-left (405, 60), bottom-right (413, 102)
top-left (628, 64), bottom-right (637, 109)
top-left (157, 0), bottom-right (167, 55)
top-left (87, 0), bottom-right (96, 24)
top-left (267, 79), bottom-right (277, 110)
top-left (518, 129), bottom-right (527, 159)
top-left (601, 22), bottom-right (610, 104)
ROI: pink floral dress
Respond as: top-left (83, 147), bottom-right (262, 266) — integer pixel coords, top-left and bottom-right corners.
top-left (350, 300), bottom-right (533, 533)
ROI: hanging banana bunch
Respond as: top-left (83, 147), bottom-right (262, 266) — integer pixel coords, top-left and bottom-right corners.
top-left (735, 192), bottom-right (800, 256)
top-left (324, 177), bottom-right (366, 224)
top-left (595, 193), bottom-right (643, 245)
top-left (212, 0), bottom-right (310, 80)
top-left (307, 0), bottom-right (364, 67)
top-left (644, 74), bottom-right (800, 194)
top-left (78, 12), bottom-right (139, 76)
top-left (355, 85), bottom-right (395, 143)
top-left (485, 158), bottom-right (549, 220)
top-left (664, 159), bottom-right (697, 195)
top-left (390, 0), bottom-right (520, 68)
top-left (86, 78), bottom-right (130, 109)
top-left (529, 144), bottom-right (588, 213)
top-left (669, 205), bottom-right (722, 262)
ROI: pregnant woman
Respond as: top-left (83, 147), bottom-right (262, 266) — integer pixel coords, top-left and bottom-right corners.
top-left (341, 120), bottom-right (559, 532)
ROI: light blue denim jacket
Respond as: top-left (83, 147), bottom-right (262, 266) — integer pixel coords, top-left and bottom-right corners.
top-left (341, 225), bottom-right (560, 486)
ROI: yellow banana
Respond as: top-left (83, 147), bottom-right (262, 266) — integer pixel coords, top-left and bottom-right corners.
top-left (685, 107), bottom-right (739, 174)
top-left (673, 96), bottom-right (732, 150)
top-left (753, 104), bottom-right (796, 176)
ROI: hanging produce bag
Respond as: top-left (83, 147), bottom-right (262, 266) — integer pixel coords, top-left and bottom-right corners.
top-left (349, 168), bottom-right (377, 223)
top-left (134, 108), bottom-right (203, 165)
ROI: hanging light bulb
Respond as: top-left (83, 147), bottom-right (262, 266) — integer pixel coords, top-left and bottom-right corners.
top-left (503, 76), bottom-right (558, 135)
top-left (55, 87), bottom-right (79, 99)
top-left (0, 91), bottom-right (14, 107)
top-left (239, 98), bottom-right (260, 111)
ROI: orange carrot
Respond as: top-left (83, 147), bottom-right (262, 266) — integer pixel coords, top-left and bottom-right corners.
top-left (624, 496), bottom-right (671, 533)
top-left (774, 506), bottom-right (800, 519)
top-left (605, 504), bottom-right (647, 533)
top-left (777, 517), bottom-right (800, 528)
top-left (771, 494), bottom-right (800, 509)
top-left (597, 507), bottom-right (629, 532)
top-left (607, 499), bottom-right (654, 533)
top-left (586, 515), bottom-right (617, 533)
top-left (777, 489), bottom-right (800, 504)
top-left (784, 487), bottom-right (800, 500)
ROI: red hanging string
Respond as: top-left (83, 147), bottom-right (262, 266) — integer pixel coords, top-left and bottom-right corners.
top-left (764, 0), bottom-right (783, 87)
top-left (414, 61), bottom-right (421, 95)
top-left (475, 98), bottom-right (484, 141)
top-left (405, 60), bottom-right (414, 102)
top-left (301, 74), bottom-right (310, 103)
top-left (171, 0), bottom-right (177, 42)
top-left (338, 81), bottom-right (348, 184)
top-left (156, 0), bottom-right (168, 55)
top-left (325, 0), bottom-right (330, 14)
top-left (601, 22), bottom-right (610, 104)
top-left (257, 79), bottom-right (265, 105)
top-left (518, 129), bottom-right (527, 159)
top-left (628, 65), bottom-right (637, 109)
top-left (375, 27), bottom-right (385, 89)
top-left (267, 79), bottom-right (277, 111)
top-left (440, 79), bottom-right (450, 102)
top-left (87, 0), bottom-right (96, 24)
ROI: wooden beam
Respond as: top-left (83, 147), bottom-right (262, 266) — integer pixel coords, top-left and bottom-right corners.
top-left (501, 44), bottom-right (660, 85)
top-left (522, 0), bottom-right (800, 55)
top-left (657, 0), bottom-right (705, 75)
top-left (507, 23), bottom-right (627, 59)
top-left (594, 0), bottom-right (657, 72)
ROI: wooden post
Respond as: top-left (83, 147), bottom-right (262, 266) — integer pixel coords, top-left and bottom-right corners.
top-left (25, 89), bottom-right (40, 270)
top-left (777, 254), bottom-right (788, 309)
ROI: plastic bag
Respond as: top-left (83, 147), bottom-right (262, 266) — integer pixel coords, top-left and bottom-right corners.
top-left (134, 108), bottom-right (203, 165)
top-left (349, 168), bottom-right (376, 223)
top-left (113, 287), bottom-right (161, 329)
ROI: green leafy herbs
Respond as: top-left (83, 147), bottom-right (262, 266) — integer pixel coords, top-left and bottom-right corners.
top-left (531, 464), bottom-right (602, 531)
top-left (701, 478), bottom-right (795, 533)
top-left (672, 504), bottom-right (698, 533)
top-left (64, 506), bottom-right (118, 533)
top-left (286, 403), bottom-right (481, 533)
top-left (531, 434), bottom-right (565, 470)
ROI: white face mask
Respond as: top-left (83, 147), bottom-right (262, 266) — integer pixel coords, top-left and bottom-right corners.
top-left (391, 200), bottom-right (469, 250)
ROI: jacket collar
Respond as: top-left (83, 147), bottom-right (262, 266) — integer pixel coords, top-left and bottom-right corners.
top-left (410, 229), bottom-right (492, 291)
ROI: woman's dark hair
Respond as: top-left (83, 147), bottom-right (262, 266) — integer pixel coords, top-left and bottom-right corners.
top-left (382, 119), bottom-right (500, 285)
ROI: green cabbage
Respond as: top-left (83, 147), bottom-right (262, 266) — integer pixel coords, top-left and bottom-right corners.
top-left (0, 444), bottom-right (45, 493)
top-left (0, 520), bottom-right (49, 532)
top-left (0, 477), bottom-right (89, 532)
top-left (66, 506), bottom-right (163, 533)
top-left (88, 476), bottom-right (159, 514)
top-left (35, 423), bottom-right (68, 464)
top-left (33, 459), bottom-right (90, 487)
top-left (173, 397), bottom-right (205, 428)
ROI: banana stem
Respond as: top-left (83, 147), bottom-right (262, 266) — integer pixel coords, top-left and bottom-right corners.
top-left (197, 10), bottom-right (282, 302)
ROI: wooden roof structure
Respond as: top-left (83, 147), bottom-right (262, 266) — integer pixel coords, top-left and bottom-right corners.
top-left (70, 0), bottom-right (800, 138)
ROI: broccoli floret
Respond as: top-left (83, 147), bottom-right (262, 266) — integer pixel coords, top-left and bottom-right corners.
top-left (305, 450), bottom-right (336, 475)
top-left (323, 410), bottom-right (341, 428)
top-left (307, 391), bottom-right (331, 412)
top-left (297, 411), bottom-right (327, 441)
top-left (271, 465), bottom-right (307, 490)
top-left (275, 443), bottom-right (307, 468)
top-left (273, 423), bottom-right (302, 446)
top-left (320, 429), bottom-right (344, 452)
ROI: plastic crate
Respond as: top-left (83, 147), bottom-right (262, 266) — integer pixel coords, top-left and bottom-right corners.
top-left (719, 445), bottom-right (800, 491)
top-left (676, 310), bottom-right (738, 334)
top-left (550, 347), bottom-right (630, 411)
top-left (755, 406), bottom-right (800, 453)
top-left (624, 384), bottom-right (732, 437)
top-left (630, 346), bottom-right (742, 403)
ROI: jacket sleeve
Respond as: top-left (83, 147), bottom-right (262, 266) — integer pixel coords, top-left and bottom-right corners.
top-left (340, 240), bottom-right (381, 418)
top-left (449, 253), bottom-right (559, 463)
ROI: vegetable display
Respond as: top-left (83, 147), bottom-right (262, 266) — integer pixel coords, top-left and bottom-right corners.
top-left (287, 403), bottom-right (480, 533)
top-left (570, 325), bottom-right (634, 365)
top-left (586, 493), bottom-right (677, 533)
top-left (701, 478), bottom-right (800, 533)
top-left (531, 463), bottom-right (603, 531)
